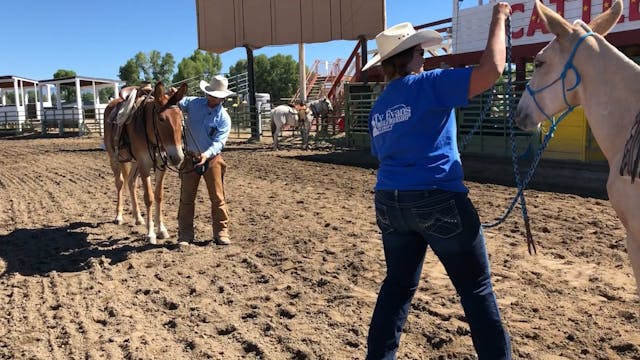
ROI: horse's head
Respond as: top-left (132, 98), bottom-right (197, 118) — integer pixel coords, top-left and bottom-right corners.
top-left (322, 97), bottom-right (334, 113)
top-left (150, 82), bottom-right (188, 166)
top-left (515, 0), bottom-right (622, 131)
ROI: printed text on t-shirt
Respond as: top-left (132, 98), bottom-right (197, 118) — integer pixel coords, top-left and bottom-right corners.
top-left (371, 104), bottom-right (411, 137)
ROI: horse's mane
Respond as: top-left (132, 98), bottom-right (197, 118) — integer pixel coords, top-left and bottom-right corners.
top-left (620, 111), bottom-right (640, 182)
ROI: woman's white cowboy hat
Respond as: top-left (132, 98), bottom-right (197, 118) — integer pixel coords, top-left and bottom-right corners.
top-left (362, 22), bottom-right (443, 71)
top-left (200, 75), bottom-right (235, 98)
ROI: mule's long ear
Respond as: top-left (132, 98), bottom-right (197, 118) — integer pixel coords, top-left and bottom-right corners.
top-left (166, 83), bottom-right (188, 107)
top-left (588, 0), bottom-right (622, 35)
top-left (154, 82), bottom-right (165, 102)
top-left (535, 0), bottom-right (571, 38)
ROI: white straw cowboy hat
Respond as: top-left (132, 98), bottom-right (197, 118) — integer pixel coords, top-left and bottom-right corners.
top-left (362, 22), bottom-right (443, 71)
top-left (139, 82), bottom-right (153, 93)
top-left (200, 75), bottom-right (235, 98)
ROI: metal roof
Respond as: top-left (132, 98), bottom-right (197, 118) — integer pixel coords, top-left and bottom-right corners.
top-left (196, 0), bottom-right (385, 54)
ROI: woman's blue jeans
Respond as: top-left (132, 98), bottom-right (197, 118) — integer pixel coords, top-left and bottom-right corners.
top-left (366, 189), bottom-right (511, 360)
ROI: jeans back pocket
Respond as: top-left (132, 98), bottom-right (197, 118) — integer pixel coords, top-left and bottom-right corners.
top-left (411, 199), bottom-right (463, 238)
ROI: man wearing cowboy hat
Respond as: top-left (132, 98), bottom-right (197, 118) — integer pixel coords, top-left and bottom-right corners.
top-left (177, 74), bottom-right (235, 246)
top-left (364, 3), bottom-right (512, 360)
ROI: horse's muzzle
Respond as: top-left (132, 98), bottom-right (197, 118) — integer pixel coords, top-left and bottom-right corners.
top-left (169, 155), bottom-right (184, 167)
top-left (166, 147), bottom-right (185, 167)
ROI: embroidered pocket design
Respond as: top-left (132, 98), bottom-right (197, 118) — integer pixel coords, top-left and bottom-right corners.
top-left (412, 200), bottom-right (463, 238)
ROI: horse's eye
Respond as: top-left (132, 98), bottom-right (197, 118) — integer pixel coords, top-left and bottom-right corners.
top-left (534, 60), bottom-right (544, 69)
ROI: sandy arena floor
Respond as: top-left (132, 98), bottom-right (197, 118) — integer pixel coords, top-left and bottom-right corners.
top-left (0, 135), bottom-right (637, 359)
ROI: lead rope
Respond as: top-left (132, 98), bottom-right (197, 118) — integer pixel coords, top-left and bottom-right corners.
top-left (182, 116), bottom-right (206, 175)
top-left (480, 16), bottom-right (539, 254)
top-left (482, 19), bottom-right (583, 255)
top-left (506, 15), bottom-right (536, 255)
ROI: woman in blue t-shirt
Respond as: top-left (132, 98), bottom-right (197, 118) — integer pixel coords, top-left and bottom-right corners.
top-left (364, 3), bottom-right (512, 359)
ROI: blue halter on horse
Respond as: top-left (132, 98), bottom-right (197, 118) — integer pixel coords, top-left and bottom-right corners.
top-left (524, 31), bottom-right (595, 128)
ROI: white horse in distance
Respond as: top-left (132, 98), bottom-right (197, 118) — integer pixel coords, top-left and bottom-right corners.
top-left (270, 105), bottom-right (313, 150)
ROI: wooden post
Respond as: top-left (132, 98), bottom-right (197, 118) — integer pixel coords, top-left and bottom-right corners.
top-left (360, 36), bottom-right (368, 84)
top-left (299, 43), bottom-right (306, 103)
top-left (245, 45), bottom-right (260, 141)
top-left (76, 78), bottom-right (83, 136)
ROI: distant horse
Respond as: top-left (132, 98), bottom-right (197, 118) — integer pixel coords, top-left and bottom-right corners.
top-left (103, 82), bottom-right (188, 244)
top-left (270, 104), bottom-right (312, 150)
top-left (307, 97), bottom-right (334, 132)
top-left (515, 0), bottom-right (640, 294)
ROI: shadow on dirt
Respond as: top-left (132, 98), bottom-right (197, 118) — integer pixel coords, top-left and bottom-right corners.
top-left (0, 132), bottom-right (85, 140)
top-left (0, 222), bottom-right (176, 276)
top-left (59, 148), bottom-right (105, 153)
top-left (292, 150), bottom-right (378, 170)
top-left (291, 150), bottom-right (610, 199)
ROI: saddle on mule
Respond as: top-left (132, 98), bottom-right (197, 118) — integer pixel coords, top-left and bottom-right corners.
top-left (106, 88), bottom-right (151, 162)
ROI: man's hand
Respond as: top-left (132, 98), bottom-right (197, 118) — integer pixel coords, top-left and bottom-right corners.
top-left (195, 153), bottom-right (208, 166)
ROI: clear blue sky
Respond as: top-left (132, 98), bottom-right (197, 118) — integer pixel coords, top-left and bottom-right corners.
top-left (0, 1), bottom-right (479, 82)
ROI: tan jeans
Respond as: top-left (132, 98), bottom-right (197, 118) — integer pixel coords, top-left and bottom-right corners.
top-left (178, 154), bottom-right (229, 241)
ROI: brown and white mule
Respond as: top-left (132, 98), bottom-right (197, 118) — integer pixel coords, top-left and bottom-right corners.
top-left (516, 0), bottom-right (640, 295)
top-left (104, 82), bottom-right (188, 244)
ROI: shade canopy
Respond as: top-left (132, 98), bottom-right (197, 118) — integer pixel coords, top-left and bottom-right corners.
top-left (196, 0), bottom-right (385, 53)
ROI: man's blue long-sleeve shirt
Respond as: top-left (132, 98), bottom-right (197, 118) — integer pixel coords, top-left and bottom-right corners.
top-left (179, 96), bottom-right (231, 159)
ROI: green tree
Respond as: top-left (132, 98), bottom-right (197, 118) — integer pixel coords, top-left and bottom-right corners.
top-left (266, 54), bottom-right (298, 102)
top-left (119, 51), bottom-right (175, 86)
top-left (2, 91), bottom-right (16, 105)
top-left (53, 69), bottom-right (76, 79)
top-left (119, 59), bottom-right (140, 86)
top-left (227, 54), bottom-right (299, 102)
top-left (150, 50), bottom-right (175, 85)
top-left (228, 59), bottom-right (248, 78)
top-left (53, 69), bottom-right (77, 102)
top-left (135, 52), bottom-right (152, 81)
top-left (26, 90), bottom-right (36, 104)
top-left (81, 92), bottom-right (94, 104)
top-left (99, 87), bottom-right (115, 103)
top-left (172, 50), bottom-right (222, 94)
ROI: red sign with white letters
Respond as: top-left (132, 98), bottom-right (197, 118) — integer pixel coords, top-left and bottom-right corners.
top-left (510, 0), bottom-right (639, 39)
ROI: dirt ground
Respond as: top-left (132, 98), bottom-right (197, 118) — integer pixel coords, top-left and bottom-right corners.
top-left (0, 135), bottom-right (638, 360)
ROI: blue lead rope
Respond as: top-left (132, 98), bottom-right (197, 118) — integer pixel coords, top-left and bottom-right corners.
top-left (479, 24), bottom-right (593, 255)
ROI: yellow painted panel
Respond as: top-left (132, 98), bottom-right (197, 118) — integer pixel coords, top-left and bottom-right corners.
top-left (585, 127), bottom-right (607, 162)
top-left (547, 139), bottom-right (584, 152)
top-left (542, 107), bottom-right (586, 161)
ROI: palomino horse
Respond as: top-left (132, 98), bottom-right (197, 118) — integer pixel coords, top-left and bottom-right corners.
top-left (270, 104), bottom-right (312, 150)
top-left (104, 82), bottom-right (188, 244)
top-left (515, 0), bottom-right (640, 294)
